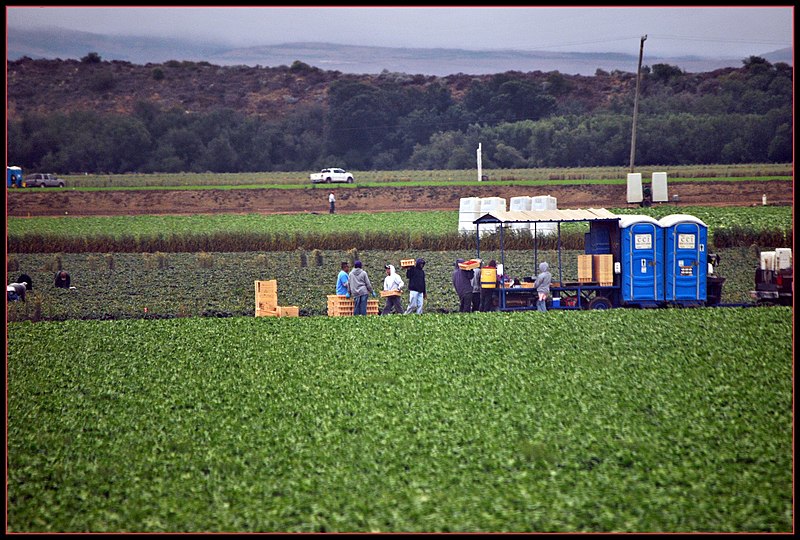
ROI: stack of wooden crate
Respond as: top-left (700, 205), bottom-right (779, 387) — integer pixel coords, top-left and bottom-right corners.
top-left (593, 254), bottom-right (614, 286)
top-left (577, 254), bottom-right (594, 283)
top-left (254, 280), bottom-right (299, 317)
top-left (327, 294), bottom-right (379, 316)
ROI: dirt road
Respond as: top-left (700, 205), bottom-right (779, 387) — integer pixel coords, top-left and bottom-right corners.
top-left (6, 180), bottom-right (793, 217)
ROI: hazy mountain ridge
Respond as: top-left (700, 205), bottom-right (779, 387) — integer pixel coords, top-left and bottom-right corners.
top-left (7, 25), bottom-right (792, 76)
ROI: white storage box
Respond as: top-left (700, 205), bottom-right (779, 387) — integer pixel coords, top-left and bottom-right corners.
top-left (760, 251), bottom-right (776, 271)
top-left (774, 248), bottom-right (792, 270)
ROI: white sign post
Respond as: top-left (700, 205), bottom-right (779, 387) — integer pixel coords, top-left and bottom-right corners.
top-left (477, 143), bottom-right (482, 182)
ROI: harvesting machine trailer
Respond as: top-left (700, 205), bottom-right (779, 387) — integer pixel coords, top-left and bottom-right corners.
top-left (750, 248), bottom-right (793, 306)
top-left (472, 208), bottom-right (755, 311)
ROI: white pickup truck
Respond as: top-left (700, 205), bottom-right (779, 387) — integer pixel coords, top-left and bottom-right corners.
top-left (310, 168), bottom-right (354, 184)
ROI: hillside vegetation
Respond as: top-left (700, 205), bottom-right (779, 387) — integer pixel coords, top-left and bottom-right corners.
top-left (7, 55), bottom-right (792, 174)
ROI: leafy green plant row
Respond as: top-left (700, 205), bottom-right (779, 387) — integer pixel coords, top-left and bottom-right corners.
top-left (7, 307), bottom-right (793, 532)
top-left (60, 164), bottom-right (792, 188)
top-left (6, 247), bottom-right (766, 323)
top-left (7, 206), bottom-right (793, 254)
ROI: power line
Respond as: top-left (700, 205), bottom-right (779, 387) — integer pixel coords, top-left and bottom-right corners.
top-left (649, 34), bottom-right (789, 47)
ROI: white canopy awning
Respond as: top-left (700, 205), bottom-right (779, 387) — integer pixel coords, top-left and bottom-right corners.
top-left (473, 208), bottom-right (620, 224)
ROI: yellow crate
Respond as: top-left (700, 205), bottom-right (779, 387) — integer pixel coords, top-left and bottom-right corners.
top-left (255, 280), bottom-right (278, 293)
top-left (380, 290), bottom-right (402, 297)
top-left (400, 258), bottom-right (415, 268)
top-left (257, 299), bottom-right (277, 310)
top-left (578, 254), bottom-right (593, 282)
top-left (458, 258), bottom-right (481, 270)
top-left (593, 254), bottom-right (614, 283)
top-left (255, 308), bottom-right (278, 317)
top-left (277, 305), bottom-right (299, 317)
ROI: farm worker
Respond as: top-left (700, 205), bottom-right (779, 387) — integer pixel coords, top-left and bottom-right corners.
top-left (7, 282), bottom-right (28, 302)
top-left (329, 192), bottom-right (335, 214)
top-left (17, 274), bottom-right (33, 291)
top-left (471, 266), bottom-right (482, 312)
top-left (381, 264), bottom-right (405, 315)
top-left (336, 261), bottom-right (351, 297)
top-left (532, 261), bottom-right (552, 313)
top-left (404, 258), bottom-right (427, 315)
top-left (54, 270), bottom-right (71, 289)
top-left (452, 258), bottom-right (475, 313)
top-left (348, 260), bottom-right (374, 315)
top-left (479, 260), bottom-right (498, 312)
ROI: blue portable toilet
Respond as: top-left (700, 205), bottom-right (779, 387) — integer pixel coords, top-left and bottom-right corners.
top-left (620, 214), bottom-right (663, 306)
top-left (659, 214), bottom-right (708, 304)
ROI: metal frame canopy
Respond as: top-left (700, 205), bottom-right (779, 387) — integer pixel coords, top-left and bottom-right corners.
top-left (473, 207), bottom-right (620, 225)
top-left (472, 208), bottom-right (622, 309)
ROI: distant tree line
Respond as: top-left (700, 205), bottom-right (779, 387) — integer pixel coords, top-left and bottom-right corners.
top-left (7, 56), bottom-right (791, 173)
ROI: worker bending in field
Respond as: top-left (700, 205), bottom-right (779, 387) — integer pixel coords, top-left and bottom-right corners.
top-left (533, 261), bottom-right (552, 312)
top-left (54, 270), bottom-right (71, 289)
top-left (7, 281), bottom-right (28, 302)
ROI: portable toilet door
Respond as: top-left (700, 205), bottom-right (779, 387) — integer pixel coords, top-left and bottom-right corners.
top-left (620, 215), bottom-right (663, 305)
top-left (660, 214), bottom-right (708, 303)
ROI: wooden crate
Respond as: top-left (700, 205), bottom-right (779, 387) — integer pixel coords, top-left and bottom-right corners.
top-left (593, 254), bottom-right (614, 286)
top-left (367, 299), bottom-right (379, 314)
top-left (578, 254), bottom-right (593, 282)
top-left (380, 289), bottom-right (402, 297)
top-left (327, 294), bottom-right (353, 316)
top-left (458, 258), bottom-right (481, 270)
top-left (255, 280), bottom-right (279, 313)
top-left (255, 280), bottom-right (277, 294)
top-left (400, 258), bottom-right (416, 268)
top-left (255, 308), bottom-right (279, 317)
top-left (327, 295), bottom-right (379, 316)
top-left (277, 305), bottom-right (299, 317)
top-left (256, 298), bottom-right (277, 312)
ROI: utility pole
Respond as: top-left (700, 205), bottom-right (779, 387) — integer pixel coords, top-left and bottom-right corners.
top-left (629, 34), bottom-right (647, 173)
top-left (477, 142), bottom-right (482, 182)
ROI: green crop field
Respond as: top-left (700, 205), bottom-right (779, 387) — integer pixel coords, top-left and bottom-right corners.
top-left (6, 176), bottom-right (794, 532)
top-left (6, 205), bottom-right (792, 243)
top-left (5, 247), bottom-right (768, 322)
top-left (7, 308), bottom-right (793, 532)
top-left (57, 163), bottom-right (792, 189)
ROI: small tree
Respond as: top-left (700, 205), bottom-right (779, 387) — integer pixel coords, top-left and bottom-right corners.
top-left (81, 52), bottom-right (102, 64)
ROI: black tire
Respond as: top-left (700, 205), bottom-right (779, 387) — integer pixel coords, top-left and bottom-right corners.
top-left (347, 177), bottom-right (353, 183)
top-left (58, 182), bottom-right (65, 188)
top-left (325, 177), bottom-right (332, 183)
top-left (587, 296), bottom-right (613, 310)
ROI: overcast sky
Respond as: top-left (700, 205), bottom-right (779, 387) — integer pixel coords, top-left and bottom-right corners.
top-left (6, 6), bottom-right (793, 58)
